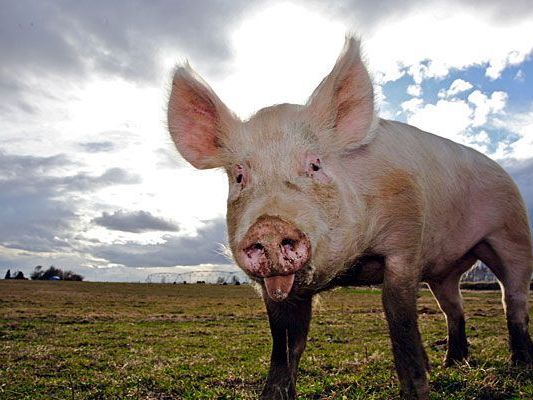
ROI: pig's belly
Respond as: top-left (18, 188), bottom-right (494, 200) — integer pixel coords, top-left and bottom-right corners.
top-left (325, 255), bottom-right (385, 289)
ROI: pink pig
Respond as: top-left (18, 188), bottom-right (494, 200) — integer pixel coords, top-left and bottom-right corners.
top-left (167, 37), bottom-right (533, 399)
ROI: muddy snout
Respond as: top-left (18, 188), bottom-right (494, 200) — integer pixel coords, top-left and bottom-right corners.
top-left (238, 215), bottom-right (311, 302)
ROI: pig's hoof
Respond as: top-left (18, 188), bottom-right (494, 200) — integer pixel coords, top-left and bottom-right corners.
top-left (400, 378), bottom-right (429, 400)
top-left (511, 353), bottom-right (533, 367)
top-left (444, 351), bottom-right (468, 367)
top-left (260, 381), bottom-right (296, 400)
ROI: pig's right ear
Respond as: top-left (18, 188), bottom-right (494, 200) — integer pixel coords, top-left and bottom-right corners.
top-left (167, 64), bottom-right (239, 169)
top-left (305, 37), bottom-right (377, 152)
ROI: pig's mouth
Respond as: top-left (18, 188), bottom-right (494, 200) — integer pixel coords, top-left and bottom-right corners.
top-left (263, 273), bottom-right (296, 302)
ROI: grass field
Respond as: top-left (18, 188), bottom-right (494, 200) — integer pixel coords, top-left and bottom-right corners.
top-left (0, 281), bottom-right (532, 399)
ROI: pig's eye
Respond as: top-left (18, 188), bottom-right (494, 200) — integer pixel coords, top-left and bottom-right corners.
top-left (305, 155), bottom-right (331, 184)
top-left (233, 164), bottom-right (246, 188)
top-left (306, 157), bottom-right (322, 175)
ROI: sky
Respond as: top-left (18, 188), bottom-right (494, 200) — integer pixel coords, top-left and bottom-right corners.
top-left (1, 0), bottom-right (532, 282)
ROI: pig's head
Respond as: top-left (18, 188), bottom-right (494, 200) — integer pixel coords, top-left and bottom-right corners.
top-left (167, 37), bottom-right (377, 301)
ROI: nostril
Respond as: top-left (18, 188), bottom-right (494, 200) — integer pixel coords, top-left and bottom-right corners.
top-left (244, 243), bottom-right (265, 258)
top-left (281, 238), bottom-right (296, 250)
top-left (251, 243), bottom-right (264, 251)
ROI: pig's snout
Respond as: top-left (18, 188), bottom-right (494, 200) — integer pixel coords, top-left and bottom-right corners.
top-left (239, 216), bottom-right (311, 301)
top-left (240, 215), bottom-right (311, 277)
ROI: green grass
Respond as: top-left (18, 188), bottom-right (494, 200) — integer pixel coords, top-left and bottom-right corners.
top-left (0, 281), bottom-right (531, 399)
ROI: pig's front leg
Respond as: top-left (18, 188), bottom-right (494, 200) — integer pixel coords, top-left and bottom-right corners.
top-left (260, 294), bottom-right (313, 400)
top-left (382, 256), bottom-right (430, 399)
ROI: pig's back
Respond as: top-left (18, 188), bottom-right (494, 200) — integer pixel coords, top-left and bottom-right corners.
top-left (363, 119), bottom-right (525, 264)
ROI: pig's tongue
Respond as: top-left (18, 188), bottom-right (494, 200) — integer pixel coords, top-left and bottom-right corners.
top-left (264, 274), bottom-right (295, 302)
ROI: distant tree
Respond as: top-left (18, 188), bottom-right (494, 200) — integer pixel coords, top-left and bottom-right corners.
top-left (63, 270), bottom-right (84, 281)
top-left (216, 276), bottom-right (225, 285)
top-left (30, 265), bottom-right (84, 281)
top-left (4, 269), bottom-right (11, 279)
top-left (13, 271), bottom-right (27, 280)
top-left (41, 265), bottom-right (63, 280)
top-left (231, 275), bottom-right (241, 285)
top-left (30, 265), bottom-right (44, 280)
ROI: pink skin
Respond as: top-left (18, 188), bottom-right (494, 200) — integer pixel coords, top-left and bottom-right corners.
top-left (238, 215), bottom-right (311, 301)
top-left (232, 156), bottom-right (325, 302)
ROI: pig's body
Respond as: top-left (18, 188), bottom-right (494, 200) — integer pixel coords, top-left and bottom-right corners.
top-left (167, 37), bottom-right (533, 399)
top-left (341, 118), bottom-right (528, 283)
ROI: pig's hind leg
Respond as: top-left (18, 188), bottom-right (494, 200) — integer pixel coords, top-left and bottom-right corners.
top-left (473, 229), bottom-right (533, 365)
top-left (426, 254), bottom-right (477, 366)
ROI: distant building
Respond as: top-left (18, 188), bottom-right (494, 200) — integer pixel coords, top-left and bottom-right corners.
top-left (146, 269), bottom-right (250, 284)
top-left (461, 262), bottom-right (496, 282)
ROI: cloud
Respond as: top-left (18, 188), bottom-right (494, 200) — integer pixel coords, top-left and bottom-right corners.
top-left (79, 141), bottom-right (116, 153)
top-left (401, 86), bottom-right (509, 153)
top-left (514, 69), bottom-right (525, 82)
top-left (501, 157), bottom-right (533, 223)
top-left (0, 0), bottom-right (532, 279)
top-left (407, 84), bottom-right (422, 97)
top-left (0, 150), bottom-right (71, 178)
top-left (0, 150), bottom-right (141, 254)
top-left (363, 1), bottom-right (533, 84)
top-left (93, 210), bottom-right (179, 233)
top-left (0, 147), bottom-right (226, 271)
top-left (69, 167), bottom-right (141, 190)
top-left (91, 218), bottom-right (229, 267)
top-left (155, 147), bottom-right (187, 169)
top-left (492, 108), bottom-right (533, 160)
top-left (438, 79), bottom-right (474, 98)
top-left (401, 97), bottom-right (424, 113)
top-left (0, 0), bottom-right (258, 85)
top-left (467, 90), bottom-right (507, 127)
top-left (406, 99), bottom-right (474, 143)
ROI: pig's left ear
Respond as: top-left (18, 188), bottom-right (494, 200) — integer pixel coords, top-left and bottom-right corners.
top-left (305, 36), bottom-right (377, 152)
top-left (167, 64), bottom-right (240, 169)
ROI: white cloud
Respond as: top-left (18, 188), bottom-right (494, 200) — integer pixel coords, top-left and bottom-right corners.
top-left (402, 88), bottom-right (508, 152)
top-left (467, 90), bottom-right (507, 126)
top-left (406, 99), bottom-right (473, 143)
top-left (514, 69), bottom-right (525, 82)
top-left (438, 79), bottom-right (473, 98)
top-left (493, 109), bottom-right (533, 160)
top-left (401, 97), bottom-right (424, 113)
top-left (365, 5), bottom-right (533, 84)
top-left (407, 84), bottom-right (422, 97)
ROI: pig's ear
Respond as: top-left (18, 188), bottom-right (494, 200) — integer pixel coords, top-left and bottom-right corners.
top-left (306, 37), bottom-right (377, 151)
top-left (167, 64), bottom-right (239, 169)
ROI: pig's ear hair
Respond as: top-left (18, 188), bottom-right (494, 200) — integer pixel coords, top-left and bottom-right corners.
top-left (167, 63), bottom-right (240, 169)
top-left (305, 36), bottom-right (377, 152)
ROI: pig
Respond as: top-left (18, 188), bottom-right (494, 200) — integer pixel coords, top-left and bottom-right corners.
top-left (167, 36), bottom-right (533, 399)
